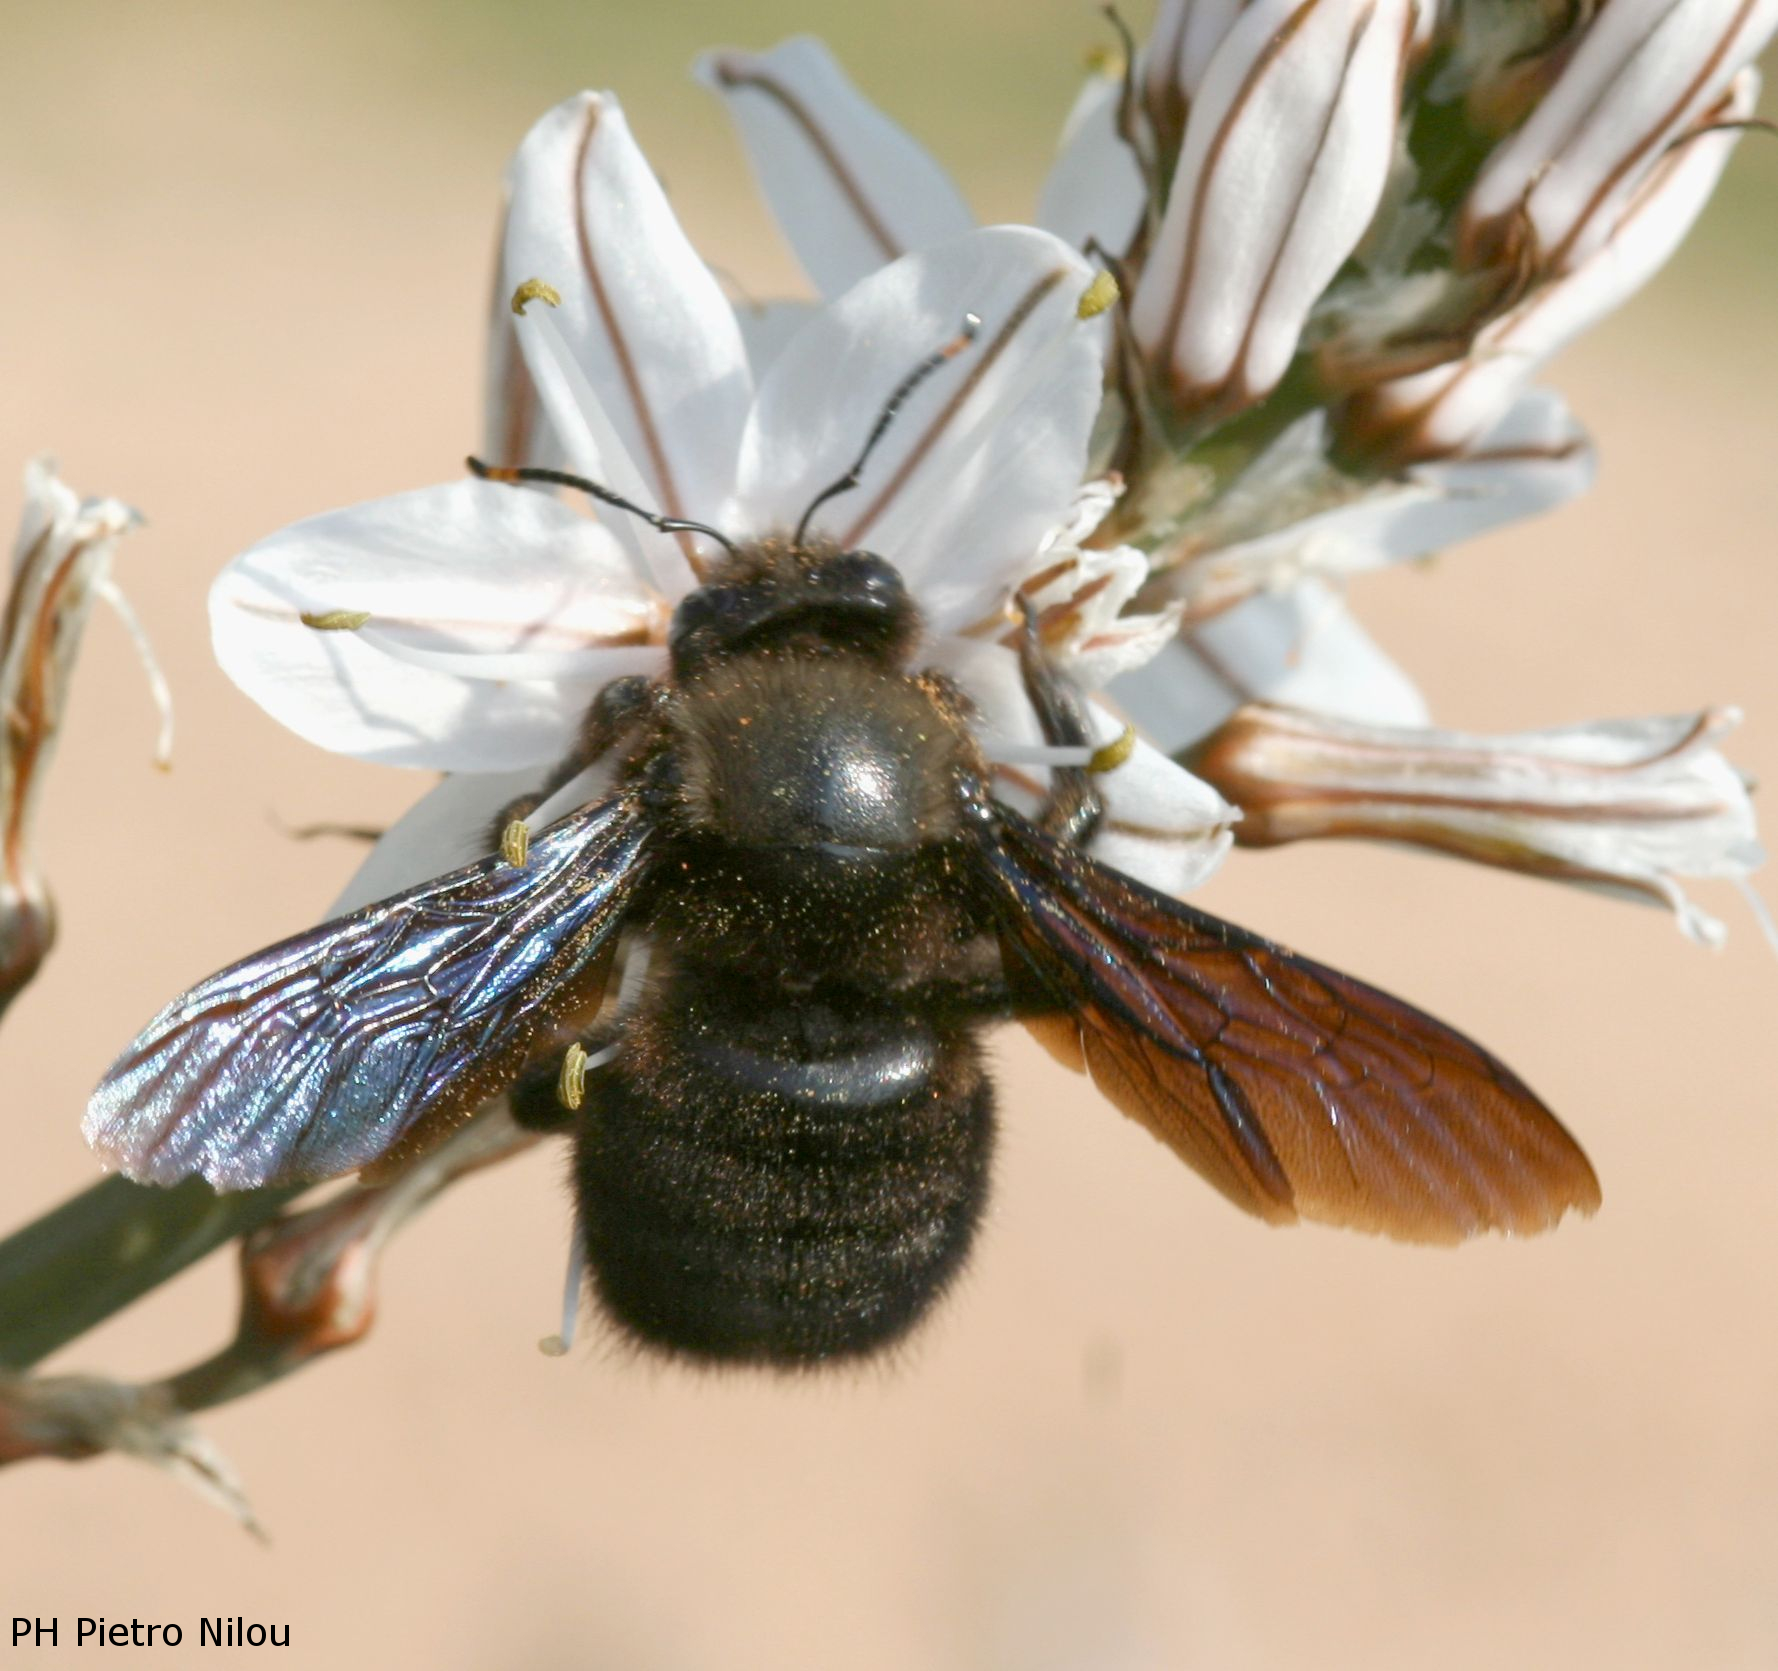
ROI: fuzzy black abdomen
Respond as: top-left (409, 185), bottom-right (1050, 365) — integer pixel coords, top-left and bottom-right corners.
top-left (576, 989), bottom-right (993, 1365)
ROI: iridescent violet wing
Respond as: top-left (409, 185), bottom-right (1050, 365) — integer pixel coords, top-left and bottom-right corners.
top-left (977, 808), bottom-right (1600, 1242)
top-left (85, 794), bottom-right (653, 1190)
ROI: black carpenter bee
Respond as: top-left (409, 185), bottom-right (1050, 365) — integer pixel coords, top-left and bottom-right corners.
top-left (86, 334), bottom-right (1600, 1368)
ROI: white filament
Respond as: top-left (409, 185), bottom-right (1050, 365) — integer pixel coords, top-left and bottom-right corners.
top-left (96, 576), bottom-right (175, 769)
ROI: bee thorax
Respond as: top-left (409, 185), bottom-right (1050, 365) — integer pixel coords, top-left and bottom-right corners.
top-left (669, 653), bottom-right (967, 852)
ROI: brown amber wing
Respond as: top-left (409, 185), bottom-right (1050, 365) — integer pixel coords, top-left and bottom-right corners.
top-left (977, 810), bottom-right (1600, 1242)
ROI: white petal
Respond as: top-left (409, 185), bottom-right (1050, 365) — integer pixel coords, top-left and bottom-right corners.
top-left (696, 38), bottom-right (976, 297)
top-left (928, 636), bottom-right (1236, 896)
top-left (733, 227), bottom-right (1107, 631)
top-left (733, 298), bottom-right (818, 378)
top-left (1463, 0), bottom-right (1777, 270)
top-left (1131, 0), bottom-right (1411, 406)
top-left (502, 92), bottom-right (752, 528)
top-left (508, 296), bottom-right (687, 591)
top-left (210, 480), bottom-right (667, 770)
top-left (1036, 74), bottom-right (1147, 256)
top-left (1199, 388), bottom-right (1594, 589)
top-left (1143, 0), bottom-right (1250, 108)
top-left (481, 189), bottom-right (563, 474)
top-left (328, 768), bottom-right (541, 914)
top-left (1109, 580), bottom-right (1428, 753)
top-left (1086, 723), bottom-right (1239, 896)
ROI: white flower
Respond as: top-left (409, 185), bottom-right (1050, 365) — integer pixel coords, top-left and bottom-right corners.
top-left (210, 92), bottom-right (1236, 905)
top-left (1189, 704), bottom-right (1763, 946)
top-left (2, 460), bottom-right (166, 1013)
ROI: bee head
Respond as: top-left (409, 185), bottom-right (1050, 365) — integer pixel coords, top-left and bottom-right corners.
top-left (667, 544), bottom-right (920, 676)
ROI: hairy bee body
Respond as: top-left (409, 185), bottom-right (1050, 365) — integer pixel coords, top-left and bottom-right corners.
top-left (578, 969), bottom-right (993, 1364)
top-left (517, 554), bottom-right (1012, 1363)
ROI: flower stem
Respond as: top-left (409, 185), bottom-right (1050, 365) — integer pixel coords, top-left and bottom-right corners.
top-left (0, 1176), bottom-right (306, 1372)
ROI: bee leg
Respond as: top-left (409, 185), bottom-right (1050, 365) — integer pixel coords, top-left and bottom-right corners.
top-left (576, 674), bottom-right (655, 762)
top-left (507, 1053), bottom-right (580, 1133)
top-left (1015, 600), bottom-right (1104, 847)
top-left (904, 941), bottom-right (1063, 1023)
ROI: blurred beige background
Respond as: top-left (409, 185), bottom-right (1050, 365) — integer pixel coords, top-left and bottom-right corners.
top-left (3, 5), bottom-right (1776, 1668)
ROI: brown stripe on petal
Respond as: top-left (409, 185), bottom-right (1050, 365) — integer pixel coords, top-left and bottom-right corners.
top-left (1035, 571), bottom-right (1117, 648)
top-left (572, 99), bottom-right (684, 520)
top-left (498, 330), bottom-right (539, 471)
top-left (1016, 555), bottom-right (1082, 598)
top-left (1456, 436), bottom-right (1589, 468)
top-left (838, 266), bottom-right (1071, 551)
top-left (1100, 815), bottom-right (1230, 844)
top-left (1228, 782), bottom-right (1731, 826)
top-left (710, 56), bottom-right (904, 266)
top-left (0, 524), bottom-right (52, 679)
top-left (233, 597), bottom-right (664, 651)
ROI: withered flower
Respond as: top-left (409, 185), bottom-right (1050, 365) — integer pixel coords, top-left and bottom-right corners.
top-left (0, 461), bottom-right (164, 1017)
top-left (1191, 704), bottom-right (1762, 945)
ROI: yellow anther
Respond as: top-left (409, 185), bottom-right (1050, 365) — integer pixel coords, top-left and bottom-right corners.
top-left (1077, 270), bottom-right (1120, 321)
top-left (299, 609), bottom-right (371, 632)
top-left (558, 1041), bottom-right (589, 1111)
top-left (501, 819), bottom-right (531, 868)
top-left (1089, 723), bottom-right (1137, 774)
top-left (537, 1334), bottom-right (569, 1358)
top-left (510, 278), bottom-right (563, 315)
top-left (1083, 45), bottom-right (1126, 78)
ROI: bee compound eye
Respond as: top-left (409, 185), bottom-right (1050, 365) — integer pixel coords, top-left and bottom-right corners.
top-left (668, 585), bottom-right (749, 669)
top-left (825, 551), bottom-right (905, 606)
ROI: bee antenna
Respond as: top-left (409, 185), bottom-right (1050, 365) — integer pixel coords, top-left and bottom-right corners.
top-left (792, 313), bottom-right (982, 549)
top-left (466, 458), bottom-right (741, 559)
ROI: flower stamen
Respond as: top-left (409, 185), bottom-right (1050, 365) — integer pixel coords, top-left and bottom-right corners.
top-left (558, 1041), bottom-right (588, 1109)
top-left (538, 1218), bottom-right (589, 1359)
top-left (96, 576), bottom-right (175, 771)
top-left (1089, 722), bottom-right (1138, 774)
top-left (1078, 269), bottom-right (1120, 319)
top-left (980, 738), bottom-right (1097, 768)
top-left (510, 278), bottom-right (562, 315)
